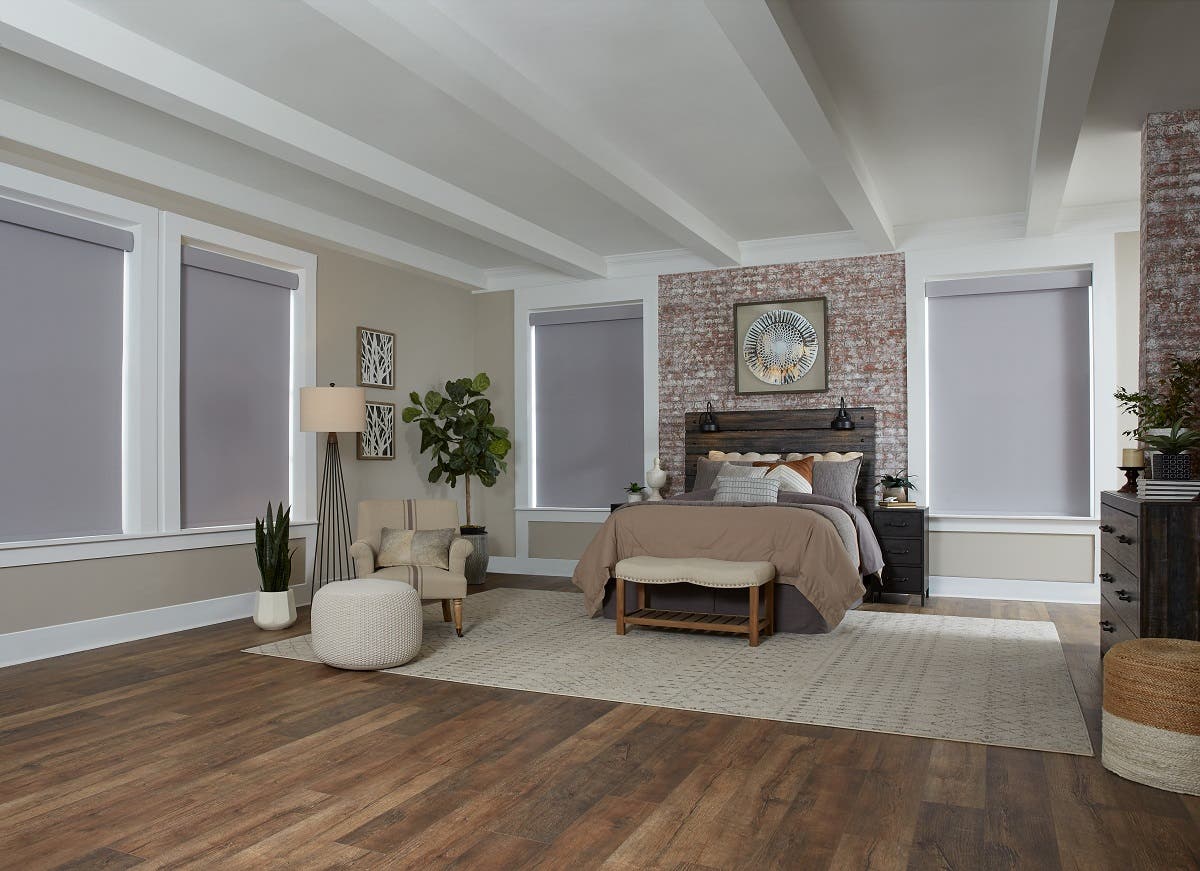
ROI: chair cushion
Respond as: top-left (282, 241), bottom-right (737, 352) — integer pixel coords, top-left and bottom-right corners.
top-left (367, 564), bottom-right (467, 599)
top-left (615, 556), bottom-right (776, 588)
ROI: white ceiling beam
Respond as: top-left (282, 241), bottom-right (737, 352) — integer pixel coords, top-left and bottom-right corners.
top-left (0, 0), bottom-right (607, 278)
top-left (705, 0), bottom-right (894, 252)
top-left (1025, 0), bottom-right (1114, 236)
top-left (301, 0), bottom-right (740, 267)
top-left (0, 99), bottom-right (488, 288)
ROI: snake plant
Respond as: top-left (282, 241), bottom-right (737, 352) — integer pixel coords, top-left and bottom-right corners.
top-left (255, 502), bottom-right (295, 593)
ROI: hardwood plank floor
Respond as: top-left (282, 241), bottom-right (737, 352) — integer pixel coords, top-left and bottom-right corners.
top-left (1, 575), bottom-right (1198, 870)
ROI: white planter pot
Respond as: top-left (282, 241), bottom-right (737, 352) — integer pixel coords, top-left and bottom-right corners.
top-left (254, 589), bottom-right (297, 630)
top-left (626, 492), bottom-right (644, 503)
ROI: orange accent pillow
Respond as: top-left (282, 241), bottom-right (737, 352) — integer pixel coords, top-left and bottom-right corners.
top-left (752, 456), bottom-right (815, 484)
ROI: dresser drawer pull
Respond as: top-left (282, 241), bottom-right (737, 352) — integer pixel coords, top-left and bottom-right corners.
top-left (1117, 534), bottom-right (1134, 545)
top-left (884, 520), bottom-right (910, 527)
top-left (1099, 524), bottom-right (1114, 533)
top-left (1116, 589), bottom-right (1132, 602)
top-left (1099, 572), bottom-right (1114, 583)
top-left (1100, 620), bottom-right (1115, 633)
top-left (888, 547), bottom-right (911, 555)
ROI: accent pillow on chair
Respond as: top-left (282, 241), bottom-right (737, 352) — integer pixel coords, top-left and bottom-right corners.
top-left (377, 527), bottom-right (457, 569)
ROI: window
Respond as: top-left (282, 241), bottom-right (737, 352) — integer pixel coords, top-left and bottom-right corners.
top-left (926, 269), bottom-right (1092, 517)
top-left (0, 197), bottom-right (131, 542)
top-left (531, 305), bottom-right (644, 508)
top-left (179, 247), bottom-right (296, 528)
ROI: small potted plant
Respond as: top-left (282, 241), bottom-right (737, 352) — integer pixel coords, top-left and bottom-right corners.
top-left (878, 470), bottom-right (917, 502)
top-left (1142, 423), bottom-right (1200, 481)
top-left (253, 502), bottom-right (297, 630)
top-left (624, 482), bottom-right (646, 503)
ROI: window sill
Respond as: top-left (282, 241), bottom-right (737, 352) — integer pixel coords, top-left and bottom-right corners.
top-left (929, 515), bottom-right (1099, 535)
top-left (0, 521), bottom-right (317, 569)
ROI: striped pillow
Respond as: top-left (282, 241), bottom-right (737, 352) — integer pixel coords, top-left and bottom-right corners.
top-left (764, 463), bottom-right (813, 494)
top-left (714, 476), bottom-right (781, 504)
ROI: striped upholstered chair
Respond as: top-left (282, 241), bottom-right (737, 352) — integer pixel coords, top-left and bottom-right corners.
top-left (348, 499), bottom-right (472, 637)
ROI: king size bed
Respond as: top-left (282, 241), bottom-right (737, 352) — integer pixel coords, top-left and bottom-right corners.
top-left (572, 407), bottom-right (884, 634)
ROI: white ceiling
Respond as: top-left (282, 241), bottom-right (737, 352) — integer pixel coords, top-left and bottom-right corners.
top-left (1, 0), bottom-right (1196, 288)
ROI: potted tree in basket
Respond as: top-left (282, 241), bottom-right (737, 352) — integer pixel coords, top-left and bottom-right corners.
top-left (253, 502), bottom-right (297, 630)
top-left (402, 373), bottom-right (512, 584)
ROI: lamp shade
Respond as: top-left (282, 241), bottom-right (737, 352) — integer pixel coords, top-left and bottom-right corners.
top-left (300, 385), bottom-right (366, 433)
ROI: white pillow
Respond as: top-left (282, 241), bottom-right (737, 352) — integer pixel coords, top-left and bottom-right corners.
top-left (717, 462), bottom-right (767, 480)
top-left (714, 476), bottom-right (781, 504)
top-left (709, 449), bottom-right (862, 463)
top-left (764, 463), bottom-right (813, 494)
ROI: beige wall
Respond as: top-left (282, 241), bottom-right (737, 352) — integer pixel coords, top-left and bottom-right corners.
top-left (0, 145), bottom-right (484, 635)
top-left (472, 291), bottom-right (517, 557)
top-left (528, 521), bottom-right (600, 561)
top-left (929, 532), bottom-right (1094, 583)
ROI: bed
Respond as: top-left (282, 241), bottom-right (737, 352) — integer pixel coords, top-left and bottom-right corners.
top-left (572, 407), bottom-right (883, 634)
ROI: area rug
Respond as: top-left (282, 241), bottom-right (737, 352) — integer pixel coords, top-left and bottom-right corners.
top-left (244, 588), bottom-right (1093, 755)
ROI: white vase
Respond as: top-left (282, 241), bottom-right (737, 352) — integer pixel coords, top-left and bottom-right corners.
top-left (646, 457), bottom-right (668, 501)
top-left (254, 589), bottom-right (297, 630)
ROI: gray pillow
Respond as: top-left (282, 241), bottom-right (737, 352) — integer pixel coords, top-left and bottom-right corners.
top-left (692, 458), bottom-right (755, 492)
top-left (812, 457), bottom-right (862, 505)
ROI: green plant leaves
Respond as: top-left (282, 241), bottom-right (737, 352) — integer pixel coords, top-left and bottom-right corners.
top-left (254, 501), bottom-right (292, 593)
top-left (401, 406), bottom-right (421, 423)
top-left (472, 372), bottom-right (490, 392)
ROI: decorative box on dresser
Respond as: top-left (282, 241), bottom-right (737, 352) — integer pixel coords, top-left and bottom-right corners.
top-left (1099, 491), bottom-right (1200, 655)
top-left (869, 506), bottom-right (930, 605)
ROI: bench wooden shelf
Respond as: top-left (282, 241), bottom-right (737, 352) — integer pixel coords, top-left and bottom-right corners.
top-left (622, 607), bottom-right (771, 637)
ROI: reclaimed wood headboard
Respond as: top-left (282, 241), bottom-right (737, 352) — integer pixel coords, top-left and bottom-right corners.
top-left (683, 407), bottom-right (877, 506)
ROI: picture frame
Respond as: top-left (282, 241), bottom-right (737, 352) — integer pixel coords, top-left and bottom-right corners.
top-left (733, 296), bottom-right (829, 395)
top-left (357, 400), bottom-right (396, 460)
top-left (356, 326), bottom-right (395, 389)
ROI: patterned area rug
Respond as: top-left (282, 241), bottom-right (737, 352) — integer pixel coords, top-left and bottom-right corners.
top-left (244, 588), bottom-right (1093, 755)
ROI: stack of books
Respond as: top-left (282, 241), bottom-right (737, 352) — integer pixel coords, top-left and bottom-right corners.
top-left (1137, 479), bottom-right (1200, 501)
top-left (881, 500), bottom-right (918, 509)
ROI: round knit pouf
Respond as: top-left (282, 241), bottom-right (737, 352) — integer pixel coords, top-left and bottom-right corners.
top-left (1102, 638), bottom-right (1200, 796)
top-left (310, 579), bottom-right (423, 670)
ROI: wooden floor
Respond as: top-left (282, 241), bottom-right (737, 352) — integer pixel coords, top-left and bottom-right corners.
top-left (2, 576), bottom-right (1198, 871)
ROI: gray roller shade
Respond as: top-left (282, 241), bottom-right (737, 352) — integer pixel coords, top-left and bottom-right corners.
top-left (928, 281), bottom-right (1092, 517)
top-left (0, 219), bottom-right (124, 541)
top-left (180, 249), bottom-right (291, 528)
top-left (532, 306), bottom-right (644, 508)
top-left (0, 195), bottom-right (134, 251)
top-left (182, 245), bottom-right (299, 289)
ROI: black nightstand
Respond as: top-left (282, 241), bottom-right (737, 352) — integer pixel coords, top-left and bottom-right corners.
top-left (869, 506), bottom-right (930, 605)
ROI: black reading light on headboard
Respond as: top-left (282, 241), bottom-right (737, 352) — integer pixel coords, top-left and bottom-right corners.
top-left (831, 397), bottom-right (855, 430)
top-left (699, 401), bottom-right (719, 432)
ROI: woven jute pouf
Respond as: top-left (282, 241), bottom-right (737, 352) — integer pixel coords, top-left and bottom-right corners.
top-left (1102, 638), bottom-right (1200, 796)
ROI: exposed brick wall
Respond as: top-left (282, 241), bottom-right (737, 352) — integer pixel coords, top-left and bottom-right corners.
top-left (658, 254), bottom-right (907, 491)
top-left (1141, 110), bottom-right (1200, 389)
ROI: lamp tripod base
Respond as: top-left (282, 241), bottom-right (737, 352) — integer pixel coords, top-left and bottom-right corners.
top-left (313, 432), bottom-right (355, 593)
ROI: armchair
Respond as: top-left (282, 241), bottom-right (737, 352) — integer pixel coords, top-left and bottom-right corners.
top-left (349, 499), bottom-right (472, 636)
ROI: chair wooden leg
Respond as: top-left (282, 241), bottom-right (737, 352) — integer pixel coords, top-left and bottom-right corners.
top-left (441, 600), bottom-right (452, 622)
top-left (765, 580), bottom-right (775, 637)
top-left (616, 578), bottom-right (627, 635)
top-left (749, 584), bottom-right (760, 647)
top-left (451, 598), bottom-right (463, 637)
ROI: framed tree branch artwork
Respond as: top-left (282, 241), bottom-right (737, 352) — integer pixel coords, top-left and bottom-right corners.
top-left (734, 296), bottom-right (829, 394)
top-left (357, 326), bottom-right (395, 389)
top-left (357, 401), bottom-right (395, 460)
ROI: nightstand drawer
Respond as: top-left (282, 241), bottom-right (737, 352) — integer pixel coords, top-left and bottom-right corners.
top-left (1100, 554), bottom-right (1140, 635)
top-left (872, 510), bottom-right (923, 538)
top-left (1101, 597), bottom-right (1137, 655)
top-left (879, 537), bottom-right (923, 567)
top-left (883, 564), bottom-right (925, 595)
top-left (1099, 504), bottom-right (1139, 575)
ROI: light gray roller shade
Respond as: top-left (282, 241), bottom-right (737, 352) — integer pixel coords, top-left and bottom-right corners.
top-left (926, 268), bottom-right (1091, 298)
top-left (533, 306), bottom-right (644, 509)
top-left (927, 281), bottom-right (1092, 517)
top-left (0, 195), bottom-right (134, 251)
top-left (180, 249), bottom-right (291, 528)
top-left (0, 219), bottom-right (125, 541)
top-left (182, 245), bottom-right (299, 289)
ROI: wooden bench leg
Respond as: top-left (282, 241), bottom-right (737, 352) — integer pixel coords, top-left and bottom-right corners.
top-left (616, 578), bottom-right (627, 635)
top-left (766, 580), bottom-right (775, 637)
top-left (749, 584), bottom-right (760, 647)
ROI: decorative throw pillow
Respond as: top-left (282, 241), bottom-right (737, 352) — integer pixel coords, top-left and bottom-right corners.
top-left (692, 458), bottom-right (749, 491)
top-left (753, 456), bottom-right (815, 485)
top-left (811, 457), bottom-right (862, 505)
top-left (377, 527), bottom-right (456, 569)
top-left (714, 476), bottom-right (781, 504)
top-left (762, 463), bottom-right (814, 494)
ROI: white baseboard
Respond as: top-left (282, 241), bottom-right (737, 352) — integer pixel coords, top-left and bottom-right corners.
top-left (930, 575), bottom-right (1100, 604)
top-left (488, 556), bottom-right (577, 577)
top-left (0, 584), bottom-right (309, 668)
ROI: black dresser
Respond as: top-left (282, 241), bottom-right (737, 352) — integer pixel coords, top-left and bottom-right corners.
top-left (1099, 491), bottom-right (1200, 655)
top-left (869, 506), bottom-right (930, 605)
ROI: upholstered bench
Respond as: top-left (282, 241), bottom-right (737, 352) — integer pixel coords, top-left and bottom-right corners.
top-left (613, 556), bottom-right (777, 646)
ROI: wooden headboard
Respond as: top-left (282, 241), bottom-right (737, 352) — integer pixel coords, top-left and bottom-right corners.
top-left (683, 407), bottom-right (877, 506)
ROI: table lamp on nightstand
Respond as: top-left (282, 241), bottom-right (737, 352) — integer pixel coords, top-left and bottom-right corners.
top-left (300, 384), bottom-right (366, 593)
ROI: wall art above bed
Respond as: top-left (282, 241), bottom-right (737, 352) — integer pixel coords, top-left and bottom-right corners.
top-left (735, 296), bottom-right (827, 394)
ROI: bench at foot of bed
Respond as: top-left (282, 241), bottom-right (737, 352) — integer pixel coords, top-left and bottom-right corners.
top-left (614, 556), bottom-right (777, 646)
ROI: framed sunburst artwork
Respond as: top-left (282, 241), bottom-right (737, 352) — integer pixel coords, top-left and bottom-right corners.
top-left (733, 296), bottom-right (828, 394)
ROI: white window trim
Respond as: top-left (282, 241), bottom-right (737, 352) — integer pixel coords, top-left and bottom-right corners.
top-left (160, 212), bottom-right (318, 531)
top-left (513, 276), bottom-right (659, 558)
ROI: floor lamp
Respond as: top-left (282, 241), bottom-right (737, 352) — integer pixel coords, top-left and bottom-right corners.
top-left (300, 384), bottom-right (365, 594)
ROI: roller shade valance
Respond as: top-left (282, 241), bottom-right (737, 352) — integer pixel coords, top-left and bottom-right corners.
top-left (530, 303), bottom-right (642, 327)
top-left (926, 268), bottom-right (1092, 299)
top-left (182, 245), bottom-right (300, 290)
top-left (0, 195), bottom-right (134, 252)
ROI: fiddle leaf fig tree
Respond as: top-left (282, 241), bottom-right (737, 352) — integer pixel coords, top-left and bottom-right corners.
top-left (401, 373), bottom-right (511, 530)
